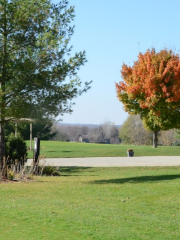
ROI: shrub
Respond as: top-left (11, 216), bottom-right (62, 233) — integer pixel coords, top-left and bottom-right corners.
top-left (5, 133), bottom-right (27, 164)
top-left (7, 170), bottom-right (15, 180)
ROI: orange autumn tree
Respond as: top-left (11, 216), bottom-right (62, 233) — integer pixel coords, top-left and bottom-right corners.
top-left (116, 48), bottom-right (180, 147)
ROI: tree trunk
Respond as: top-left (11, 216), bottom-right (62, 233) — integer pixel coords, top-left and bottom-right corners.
top-left (0, 1), bottom-right (7, 178)
top-left (153, 131), bottom-right (158, 148)
top-left (0, 122), bottom-right (6, 178)
top-left (0, 122), bottom-right (3, 180)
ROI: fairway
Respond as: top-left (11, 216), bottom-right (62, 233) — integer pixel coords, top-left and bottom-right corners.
top-left (26, 141), bottom-right (180, 158)
top-left (1, 167), bottom-right (180, 240)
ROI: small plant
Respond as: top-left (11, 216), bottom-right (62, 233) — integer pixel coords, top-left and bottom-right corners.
top-left (7, 170), bottom-right (15, 180)
top-left (42, 166), bottom-right (61, 176)
top-left (127, 149), bottom-right (134, 152)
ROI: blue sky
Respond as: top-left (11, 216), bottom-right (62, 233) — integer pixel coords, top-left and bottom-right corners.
top-left (54, 0), bottom-right (180, 125)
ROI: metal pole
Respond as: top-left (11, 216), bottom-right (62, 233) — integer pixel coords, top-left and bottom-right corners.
top-left (30, 123), bottom-right (32, 151)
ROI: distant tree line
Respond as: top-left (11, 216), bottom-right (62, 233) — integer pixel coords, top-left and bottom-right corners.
top-left (56, 121), bottom-right (120, 144)
top-left (119, 115), bottom-right (180, 146)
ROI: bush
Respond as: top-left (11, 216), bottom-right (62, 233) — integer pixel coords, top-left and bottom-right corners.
top-left (42, 166), bottom-right (61, 176)
top-left (5, 133), bottom-right (27, 164)
top-left (7, 170), bottom-right (15, 180)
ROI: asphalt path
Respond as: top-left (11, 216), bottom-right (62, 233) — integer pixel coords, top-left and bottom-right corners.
top-left (26, 156), bottom-right (180, 167)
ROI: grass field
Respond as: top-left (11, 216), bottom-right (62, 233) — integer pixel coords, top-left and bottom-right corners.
top-left (26, 141), bottom-right (180, 158)
top-left (1, 167), bottom-right (180, 240)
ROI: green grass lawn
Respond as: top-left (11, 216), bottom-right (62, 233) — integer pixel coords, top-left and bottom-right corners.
top-left (26, 141), bottom-right (180, 158)
top-left (1, 167), bottom-right (180, 239)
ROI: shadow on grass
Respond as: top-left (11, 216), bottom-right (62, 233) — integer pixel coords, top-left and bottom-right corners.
top-left (47, 150), bottom-right (73, 153)
top-left (60, 167), bottom-right (95, 176)
top-left (91, 174), bottom-right (180, 184)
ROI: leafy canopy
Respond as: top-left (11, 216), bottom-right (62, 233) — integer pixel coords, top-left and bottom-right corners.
top-left (0, 0), bottom-right (91, 122)
top-left (116, 48), bottom-right (180, 131)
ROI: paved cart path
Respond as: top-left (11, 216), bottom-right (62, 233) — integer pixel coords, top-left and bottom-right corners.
top-left (26, 156), bottom-right (180, 167)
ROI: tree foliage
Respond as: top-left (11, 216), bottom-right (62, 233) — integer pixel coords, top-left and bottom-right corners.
top-left (0, 0), bottom-right (91, 122)
top-left (119, 115), bottom-right (152, 145)
top-left (116, 49), bottom-right (180, 132)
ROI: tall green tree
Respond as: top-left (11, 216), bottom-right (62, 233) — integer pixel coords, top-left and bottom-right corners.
top-left (0, 0), bottom-right (91, 173)
top-left (119, 115), bottom-right (152, 145)
top-left (116, 49), bottom-right (180, 147)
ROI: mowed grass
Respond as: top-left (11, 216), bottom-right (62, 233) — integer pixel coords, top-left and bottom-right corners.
top-left (1, 167), bottom-right (180, 240)
top-left (26, 141), bottom-right (180, 158)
